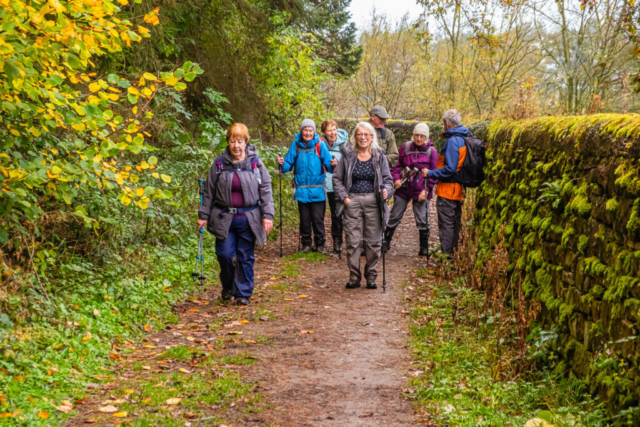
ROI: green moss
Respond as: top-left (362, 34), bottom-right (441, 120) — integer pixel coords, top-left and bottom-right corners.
top-left (561, 227), bottom-right (576, 247)
top-left (605, 198), bottom-right (618, 212)
top-left (577, 235), bottom-right (589, 255)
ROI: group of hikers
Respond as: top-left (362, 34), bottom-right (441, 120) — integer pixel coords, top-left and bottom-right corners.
top-left (198, 107), bottom-right (471, 305)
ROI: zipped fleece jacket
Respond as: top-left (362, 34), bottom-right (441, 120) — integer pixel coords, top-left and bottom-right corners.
top-left (331, 146), bottom-right (395, 225)
top-left (198, 144), bottom-right (274, 245)
top-left (321, 128), bottom-right (348, 193)
top-left (427, 125), bottom-right (469, 201)
top-left (391, 140), bottom-right (439, 201)
top-left (281, 133), bottom-right (335, 203)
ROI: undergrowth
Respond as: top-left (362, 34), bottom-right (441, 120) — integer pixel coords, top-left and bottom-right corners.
top-left (406, 274), bottom-right (609, 426)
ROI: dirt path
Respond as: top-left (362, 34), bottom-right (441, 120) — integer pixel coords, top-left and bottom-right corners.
top-left (68, 201), bottom-right (437, 426)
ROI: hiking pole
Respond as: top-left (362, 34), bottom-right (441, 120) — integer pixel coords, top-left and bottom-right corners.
top-left (193, 179), bottom-right (206, 286)
top-left (379, 185), bottom-right (387, 293)
top-left (279, 153), bottom-right (283, 258)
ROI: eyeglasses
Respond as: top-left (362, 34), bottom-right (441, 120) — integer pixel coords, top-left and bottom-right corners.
top-left (356, 133), bottom-right (372, 138)
top-left (230, 140), bottom-right (246, 144)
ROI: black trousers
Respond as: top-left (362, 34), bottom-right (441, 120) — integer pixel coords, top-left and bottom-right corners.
top-left (436, 197), bottom-right (462, 255)
top-left (326, 192), bottom-right (343, 242)
top-left (298, 200), bottom-right (326, 247)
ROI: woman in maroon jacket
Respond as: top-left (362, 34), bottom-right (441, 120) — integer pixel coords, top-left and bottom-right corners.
top-left (383, 122), bottom-right (438, 257)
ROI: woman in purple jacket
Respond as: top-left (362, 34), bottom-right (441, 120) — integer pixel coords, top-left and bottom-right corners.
top-left (383, 123), bottom-right (438, 257)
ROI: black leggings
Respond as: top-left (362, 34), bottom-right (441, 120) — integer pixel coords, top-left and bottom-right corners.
top-left (327, 192), bottom-right (344, 241)
top-left (298, 201), bottom-right (326, 247)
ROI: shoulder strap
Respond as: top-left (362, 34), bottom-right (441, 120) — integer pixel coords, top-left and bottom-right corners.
top-left (380, 127), bottom-right (386, 143)
top-left (403, 141), bottom-right (412, 154)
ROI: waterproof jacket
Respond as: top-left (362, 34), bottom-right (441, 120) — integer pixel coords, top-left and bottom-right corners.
top-left (332, 146), bottom-right (394, 225)
top-left (391, 140), bottom-right (439, 201)
top-left (321, 128), bottom-right (348, 193)
top-left (427, 125), bottom-right (469, 201)
top-left (198, 144), bottom-right (274, 245)
top-left (281, 133), bottom-right (335, 203)
top-left (370, 123), bottom-right (399, 168)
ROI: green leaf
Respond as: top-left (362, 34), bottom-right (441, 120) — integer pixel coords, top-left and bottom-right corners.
top-left (174, 69), bottom-right (184, 79)
top-left (47, 75), bottom-right (64, 86)
top-left (192, 64), bottom-right (204, 75)
top-left (117, 80), bottom-right (132, 88)
top-left (2, 101), bottom-right (16, 113)
top-left (148, 156), bottom-right (158, 165)
top-left (128, 93), bottom-right (138, 104)
top-left (107, 74), bottom-right (120, 84)
top-left (66, 54), bottom-right (81, 70)
top-left (3, 62), bottom-right (21, 80)
top-left (174, 82), bottom-right (187, 91)
top-left (184, 72), bottom-right (196, 82)
top-left (84, 105), bottom-right (101, 116)
top-left (183, 61), bottom-right (193, 73)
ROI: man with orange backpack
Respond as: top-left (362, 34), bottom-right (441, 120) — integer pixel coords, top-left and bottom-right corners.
top-left (277, 119), bottom-right (338, 254)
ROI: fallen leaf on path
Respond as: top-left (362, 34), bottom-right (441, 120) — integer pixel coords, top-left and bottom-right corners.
top-left (284, 298), bottom-right (293, 301)
top-left (245, 340), bottom-right (256, 344)
top-left (298, 295), bottom-right (308, 298)
top-left (183, 412), bottom-right (197, 419)
top-left (166, 398), bottom-right (182, 405)
top-left (188, 309), bottom-right (199, 312)
top-left (112, 411), bottom-right (128, 418)
top-left (359, 412), bottom-right (374, 418)
top-left (141, 398), bottom-right (151, 403)
top-left (259, 316), bottom-right (269, 321)
top-left (37, 411), bottom-right (49, 419)
top-left (186, 336), bottom-right (195, 341)
top-left (98, 405), bottom-right (117, 413)
top-left (84, 419), bottom-right (97, 424)
top-left (524, 419), bottom-right (553, 427)
top-left (55, 401), bottom-right (73, 413)
top-left (299, 330), bottom-right (313, 334)
top-left (228, 331), bottom-right (243, 335)
top-left (108, 353), bottom-right (120, 361)
top-left (142, 365), bottom-right (151, 370)
top-left (324, 306), bottom-right (331, 309)
top-left (179, 368), bottom-right (192, 374)
top-left (144, 324), bottom-right (152, 331)
top-left (240, 319), bottom-right (250, 324)
top-left (124, 389), bottom-right (135, 394)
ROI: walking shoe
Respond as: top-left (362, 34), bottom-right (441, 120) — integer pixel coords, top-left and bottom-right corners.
top-left (418, 229), bottom-right (430, 257)
top-left (345, 282), bottom-right (361, 289)
top-left (418, 246), bottom-right (429, 257)
top-left (382, 226), bottom-right (397, 253)
top-left (300, 245), bottom-right (312, 253)
top-left (333, 240), bottom-right (342, 254)
top-left (315, 245), bottom-right (326, 255)
top-left (235, 297), bottom-right (250, 306)
top-left (221, 289), bottom-right (233, 301)
top-left (366, 282), bottom-right (377, 289)
top-left (382, 240), bottom-right (391, 254)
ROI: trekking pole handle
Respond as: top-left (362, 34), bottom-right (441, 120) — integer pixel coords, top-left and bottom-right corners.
top-left (198, 178), bottom-right (204, 205)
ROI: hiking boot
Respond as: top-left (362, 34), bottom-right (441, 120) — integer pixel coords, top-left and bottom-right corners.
top-left (382, 226), bottom-right (397, 253)
top-left (315, 245), bottom-right (326, 255)
top-left (346, 282), bottom-right (361, 289)
top-left (366, 282), bottom-right (377, 289)
top-left (333, 238), bottom-right (342, 254)
top-left (300, 245), bottom-right (312, 253)
top-left (235, 297), bottom-right (250, 306)
top-left (221, 289), bottom-right (233, 301)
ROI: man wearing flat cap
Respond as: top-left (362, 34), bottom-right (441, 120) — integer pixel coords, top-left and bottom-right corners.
top-left (368, 105), bottom-right (398, 168)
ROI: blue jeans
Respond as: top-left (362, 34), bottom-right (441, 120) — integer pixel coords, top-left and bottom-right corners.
top-left (215, 216), bottom-right (256, 298)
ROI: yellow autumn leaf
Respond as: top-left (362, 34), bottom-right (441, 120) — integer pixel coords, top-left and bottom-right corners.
top-left (152, 172), bottom-right (159, 178)
top-left (132, 106), bottom-right (138, 114)
top-left (88, 82), bottom-right (100, 92)
top-left (160, 174), bottom-right (171, 183)
top-left (136, 188), bottom-right (144, 197)
top-left (37, 411), bottom-right (49, 419)
top-left (166, 397), bottom-right (182, 405)
top-left (143, 72), bottom-right (156, 80)
top-left (112, 411), bottom-right (128, 417)
top-left (163, 75), bottom-right (179, 86)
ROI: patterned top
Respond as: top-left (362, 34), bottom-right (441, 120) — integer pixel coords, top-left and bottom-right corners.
top-left (351, 157), bottom-right (375, 194)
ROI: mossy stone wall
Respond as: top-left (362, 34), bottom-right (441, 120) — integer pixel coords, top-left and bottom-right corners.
top-left (476, 114), bottom-right (640, 418)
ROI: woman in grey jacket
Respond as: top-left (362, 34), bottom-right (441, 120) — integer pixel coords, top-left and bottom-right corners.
top-left (332, 122), bottom-right (394, 289)
top-left (197, 123), bottom-right (274, 305)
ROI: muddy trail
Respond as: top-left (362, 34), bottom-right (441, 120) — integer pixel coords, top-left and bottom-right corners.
top-left (68, 203), bottom-right (437, 426)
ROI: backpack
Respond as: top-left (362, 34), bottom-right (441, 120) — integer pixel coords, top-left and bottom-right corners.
top-left (454, 137), bottom-right (486, 188)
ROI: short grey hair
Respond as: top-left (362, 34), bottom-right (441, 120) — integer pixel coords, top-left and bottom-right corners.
top-left (443, 109), bottom-right (462, 127)
top-left (349, 121), bottom-right (381, 153)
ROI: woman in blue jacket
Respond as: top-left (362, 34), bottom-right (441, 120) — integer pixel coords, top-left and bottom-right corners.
top-left (320, 119), bottom-right (349, 255)
top-left (277, 119), bottom-right (337, 254)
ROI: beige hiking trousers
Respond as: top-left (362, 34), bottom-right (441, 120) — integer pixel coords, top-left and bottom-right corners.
top-left (343, 192), bottom-right (382, 284)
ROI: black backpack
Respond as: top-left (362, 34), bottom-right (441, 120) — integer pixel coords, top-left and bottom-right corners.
top-left (454, 136), bottom-right (486, 188)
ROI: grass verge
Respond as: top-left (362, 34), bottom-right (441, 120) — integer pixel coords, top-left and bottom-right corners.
top-left (406, 271), bottom-right (609, 426)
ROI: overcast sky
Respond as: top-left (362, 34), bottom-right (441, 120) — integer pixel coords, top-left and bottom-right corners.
top-left (347, 0), bottom-right (424, 29)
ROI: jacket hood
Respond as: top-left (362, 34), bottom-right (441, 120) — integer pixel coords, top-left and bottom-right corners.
top-left (222, 143), bottom-right (258, 164)
top-left (442, 125), bottom-right (470, 139)
top-left (295, 133), bottom-right (320, 148)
